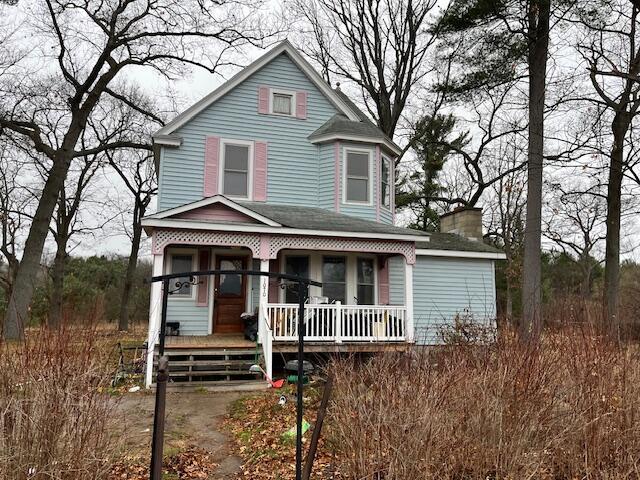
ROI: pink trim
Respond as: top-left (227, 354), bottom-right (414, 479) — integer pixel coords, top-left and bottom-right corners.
top-left (253, 141), bottom-right (268, 201)
top-left (296, 91), bottom-right (307, 119)
top-left (175, 203), bottom-right (259, 223)
top-left (196, 249), bottom-right (210, 306)
top-left (378, 257), bottom-right (389, 305)
top-left (268, 235), bottom-right (415, 265)
top-left (258, 86), bottom-right (269, 114)
top-left (203, 136), bottom-right (220, 197)
top-left (153, 230), bottom-right (262, 257)
top-left (259, 235), bottom-right (271, 260)
top-left (375, 146), bottom-right (381, 222)
top-left (334, 141), bottom-right (341, 212)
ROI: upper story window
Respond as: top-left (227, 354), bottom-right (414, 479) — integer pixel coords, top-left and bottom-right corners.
top-left (270, 88), bottom-right (296, 117)
top-left (344, 148), bottom-right (372, 204)
top-left (381, 156), bottom-right (392, 209)
top-left (220, 139), bottom-right (253, 199)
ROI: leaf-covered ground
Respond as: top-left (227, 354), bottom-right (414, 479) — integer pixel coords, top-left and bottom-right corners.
top-left (224, 384), bottom-right (343, 480)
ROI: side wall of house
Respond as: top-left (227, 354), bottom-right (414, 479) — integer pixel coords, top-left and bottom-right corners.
top-left (412, 256), bottom-right (496, 344)
top-left (158, 53), bottom-right (338, 211)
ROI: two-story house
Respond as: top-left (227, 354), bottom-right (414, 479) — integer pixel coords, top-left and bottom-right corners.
top-left (142, 40), bottom-right (505, 387)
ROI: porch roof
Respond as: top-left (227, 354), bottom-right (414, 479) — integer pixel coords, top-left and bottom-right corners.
top-left (235, 201), bottom-right (428, 238)
top-left (417, 234), bottom-right (504, 254)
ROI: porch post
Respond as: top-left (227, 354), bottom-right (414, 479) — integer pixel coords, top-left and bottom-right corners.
top-left (405, 260), bottom-right (415, 343)
top-left (258, 258), bottom-right (273, 381)
top-left (145, 251), bottom-right (164, 388)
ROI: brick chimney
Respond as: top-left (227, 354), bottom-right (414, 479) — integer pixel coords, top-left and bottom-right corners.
top-left (440, 207), bottom-right (483, 240)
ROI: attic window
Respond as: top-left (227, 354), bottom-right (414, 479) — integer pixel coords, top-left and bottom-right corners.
top-left (344, 148), bottom-right (372, 204)
top-left (270, 89), bottom-right (295, 116)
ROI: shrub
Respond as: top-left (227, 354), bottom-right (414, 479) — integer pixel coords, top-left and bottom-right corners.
top-left (327, 327), bottom-right (640, 479)
top-left (0, 326), bottom-right (118, 479)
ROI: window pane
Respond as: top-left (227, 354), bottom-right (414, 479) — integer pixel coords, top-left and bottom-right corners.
top-left (324, 283), bottom-right (346, 304)
top-left (347, 178), bottom-right (368, 202)
top-left (381, 158), bottom-right (391, 208)
top-left (273, 93), bottom-right (292, 114)
top-left (224, 144), bottom-right (249, 171)
top-left (322, 257), bottom-right (346, 282)
top-left (323, 257), bottom-right (346, 303)
top-left (219, 259), bottom-right (243, 295)
top-left (285, 256), bottom-right (310, 303)
top-left (357, 285), bottom-right (375, 305)
top-left (347, 152), bottom-right (369, 177)
top-left (171, 254), bottom-right (193, 295)
top-left (357, 258), bottom-right (374, 284)
top-left (223, 171), bottom-right (248, 197)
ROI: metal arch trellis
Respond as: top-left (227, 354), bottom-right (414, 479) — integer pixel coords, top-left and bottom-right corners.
top-left (145, 269), bottom-right (322, 480)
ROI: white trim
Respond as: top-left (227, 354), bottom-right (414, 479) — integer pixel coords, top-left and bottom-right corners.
top-left (145, 253), bottom-right (164, 388)
top-left (380, 155), bottom-right (392, 211)
top-left (405, 261), bottom-right (414, 343)
top-left (154, 40), bottom-right (360, 136)
top-left (342, 146), bottom-right (374, 206)
top-left (145, 195), bottom-right (282, 227)
top-left (309, 133), bottom-right (402, 157)
top-left (416, 249), bottom-right (506, 260)
top-left (142, 217), bottom-right (431, 242)
top-left (153, 135), bottom-right (182, 147)
top-left (165, 248), bottom-right (199, 300)
top-left (218, 139), bottom-right (254, 201)
top-left (269, 87), bottom-right (297, 117)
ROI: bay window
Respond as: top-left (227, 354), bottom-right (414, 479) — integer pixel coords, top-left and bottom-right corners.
top-left (322, 256), bottom-right (346, 303)
top-left (356, 258), bottom-right (375, 305)
top-left (381, 156), bottom-right (392, 209)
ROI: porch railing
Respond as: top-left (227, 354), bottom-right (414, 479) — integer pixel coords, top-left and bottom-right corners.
top-left (268, 302), bottom-right (407, 342)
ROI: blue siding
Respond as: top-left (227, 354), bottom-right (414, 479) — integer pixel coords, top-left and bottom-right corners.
top-left (413, 256), bottom-right (496, 344)
top-left (318, 143), bottom-right (335, 210)
top-left (158, 53), bottom-right (339, 211)
top-left (166, 300), bottom-right (209, 335)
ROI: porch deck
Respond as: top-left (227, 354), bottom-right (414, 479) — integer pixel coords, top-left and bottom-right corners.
top-left (164, 334), bottom-right (255, 349)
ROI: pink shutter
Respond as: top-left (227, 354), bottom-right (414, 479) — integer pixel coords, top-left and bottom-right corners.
top-left (296, 91), bottom-right (307, 119)
top-left (258, 86), bottom-right (269, 114)
top-left (203, 136), bottom-right (220, 197)
top-left (268, 259), bottom-right (279, 302)
top-left (196, 249), bottom-right (210, 306)
top-left (253, 141), bottom-right (268, 201)
top-left (378, 258), bottom-right (390, 305)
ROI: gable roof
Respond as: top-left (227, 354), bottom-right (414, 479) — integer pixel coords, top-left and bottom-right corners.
top-left (154, 40), bottom-right (361, 138)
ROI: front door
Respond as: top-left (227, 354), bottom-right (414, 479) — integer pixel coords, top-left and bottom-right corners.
top-left (213, 256), bottom-right (247, 334)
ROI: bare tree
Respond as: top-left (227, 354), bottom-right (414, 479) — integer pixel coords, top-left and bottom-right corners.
top-left (107, 148), bottom-right (157, 331)
top-left (0, 0), bottom-right (276, 339)
top-left (292, 0), bottom-right (441, 138)
top-left (574, 0), bottom-right (640, 333)
top-left (484, 137), bottom-right (528, 321)
top-left (543, 181), bottom-right (607, 297)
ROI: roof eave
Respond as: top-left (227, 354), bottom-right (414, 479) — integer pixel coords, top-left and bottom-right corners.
top-left (309, 133), bottom-right (402, 156)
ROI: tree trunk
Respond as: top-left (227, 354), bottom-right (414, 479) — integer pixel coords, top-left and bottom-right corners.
top-left (3, 153), bottom-right (73, 340)
top-left (520, 0), bottom-right (550, 342)
top-left (118, 203), bottom-right (143, 331)
top-left (48, 238), bottom-right (68, 329)
top-left (603, 113), bottom-right (627, 338)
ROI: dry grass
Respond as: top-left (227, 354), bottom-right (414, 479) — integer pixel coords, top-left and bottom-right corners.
top-left (0, 325), bottom-right (119, 479)
top-left (328, 327), bottom-right (640, 479)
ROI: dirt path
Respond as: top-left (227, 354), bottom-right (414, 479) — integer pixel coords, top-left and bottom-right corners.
top-left (116, 391), bottom-right (245, 479)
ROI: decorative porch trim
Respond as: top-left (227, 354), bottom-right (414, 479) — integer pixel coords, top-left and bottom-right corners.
top-left (152, 229), bottom-right (262, 257)
top-left (269, 235), bottom-right (416, 264)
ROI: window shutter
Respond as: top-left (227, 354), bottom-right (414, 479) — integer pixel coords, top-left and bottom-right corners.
top-left (196, 249), bottom-right (210, 306)
top-left (203, 136), bottom-right (220, 197)
top-left (378, 257), bottom-right (390, 305)
top-left (295, 91), bottom-right (307, 119)
top-left (258, 86), bottom-right (269, 114)
top-left (268, 259), bottom-right (279, 302)
top-left (253, 141), bottom-right (268, 201)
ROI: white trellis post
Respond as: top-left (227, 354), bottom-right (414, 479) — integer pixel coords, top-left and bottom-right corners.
top-left (145, 252), bottom-right (164, 388)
